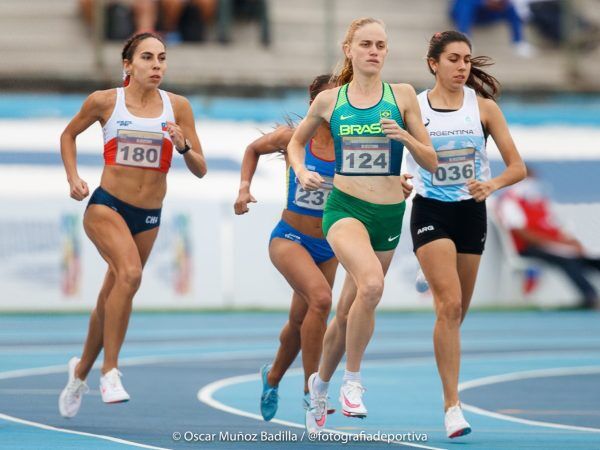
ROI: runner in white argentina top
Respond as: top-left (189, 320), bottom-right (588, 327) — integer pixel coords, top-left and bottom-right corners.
top-left (406, 86), bottom-right (490, 202)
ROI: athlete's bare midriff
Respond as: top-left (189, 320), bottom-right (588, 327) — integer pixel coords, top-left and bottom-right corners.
top-left (321, 85), bottom-right (407, 205)
top-left (280, 209), bottom-right (324, 239)
top-left (100, 165), bottom-right (167, 209)
top-left (333, 174), bottom-right (405, 205)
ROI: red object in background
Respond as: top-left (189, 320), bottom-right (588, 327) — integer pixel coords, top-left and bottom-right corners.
top-left (508, 193), bottom-right (562, 253)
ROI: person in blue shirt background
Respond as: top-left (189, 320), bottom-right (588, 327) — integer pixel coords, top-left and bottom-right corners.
top-left (450, 0), bottom-right (536, 57)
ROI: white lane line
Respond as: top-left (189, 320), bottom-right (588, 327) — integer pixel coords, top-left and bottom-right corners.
top-left (198, 358), bottom-right (444, 450)
top-left (2, 349), bottom-right (600, 448)
top-left (0, 349), bottom-right (275, 380)
top-left (459, 366), bottom-right (600, 433)
top-left (0, 348), bottom-right (596, 382)
top-left (0, 388), bottom-right (97, 395)
top-left (0, 413), bottom-right (170, 450)
top-left (0, 350), bottom-right (274, 449)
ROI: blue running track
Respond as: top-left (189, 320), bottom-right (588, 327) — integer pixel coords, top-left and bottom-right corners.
top-left (1, 311), bottom-right (599, 449)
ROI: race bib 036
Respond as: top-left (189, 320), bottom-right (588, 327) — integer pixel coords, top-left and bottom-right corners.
top-left (432, 147), bottom-right (476, 186)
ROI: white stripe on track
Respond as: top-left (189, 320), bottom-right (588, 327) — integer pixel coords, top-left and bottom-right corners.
top-left (0, 413), bottom-right (170, 450)
top-left (198, 358), bottom-right (445, 450)
top-left (2, 349), bottom-right (599, 449)
top-left (459, 365), bottom-right (600, 433)
top-left (0, 350), bottom-right (274, 449)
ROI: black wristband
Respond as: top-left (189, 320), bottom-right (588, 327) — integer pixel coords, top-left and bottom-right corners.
top-left (177, 139), bottom-right (191, 155)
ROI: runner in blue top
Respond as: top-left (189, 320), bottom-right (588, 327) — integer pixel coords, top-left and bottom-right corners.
top-left (234, 75), bottom-right (337, 421)
top-left (402, 31), bottom-right (526, 438)
top-left (287, 18), bottom-right (438, 433)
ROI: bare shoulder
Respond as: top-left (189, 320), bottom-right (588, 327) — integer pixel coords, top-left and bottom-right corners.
top-left (166, 91), bottom-right (191, 111)
top-left (477, 95), bottom-right (502, 122)
top-left (477, 95), bottom-right (495, 108)
top-left (314, 86), bottom-right (341, 107)
top-left (310, 86), bottom-right (340, 119)
top-left (275, 125), bottom-right (295, 140)
top-left (273, 124), bottom-right (294, 134)
top-left (390, 83), bottom-right (417, 98)
top-left (165, 92), bottom-right (194, 123)
top-left (78, 89), bottom-right (116, 123)
top-left (390, 84), bottom-right (419, 113)
top-left (270, 125), bottom-right (295, 148)
top-left (87, 89), bottom-right (116, 112)
top-left (319, 86), bottom-right (342, 101)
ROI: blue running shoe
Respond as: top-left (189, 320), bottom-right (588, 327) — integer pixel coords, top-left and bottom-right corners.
top-left (260, 364), bottom-right (278, 421)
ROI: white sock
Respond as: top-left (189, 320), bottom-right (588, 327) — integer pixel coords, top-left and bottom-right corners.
top-left (343, 370), bottom-right (361, 384)
top-left (314, 374), bottom-right (329, 395)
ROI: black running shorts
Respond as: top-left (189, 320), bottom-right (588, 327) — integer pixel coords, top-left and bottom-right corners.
top-left (410, 194), bottom-right (487, 254)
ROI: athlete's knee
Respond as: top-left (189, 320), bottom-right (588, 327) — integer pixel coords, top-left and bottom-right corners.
top-left (115, 264), bottom-right (143, 292)
top-left (307, 288), bottom-right (332, 318)
top-left (436, 296), bottom-right (462, 324)
top-left (357, 276), bottom-right (384, 307)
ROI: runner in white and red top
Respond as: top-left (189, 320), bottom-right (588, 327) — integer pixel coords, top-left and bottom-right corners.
top-left (58, 32), bottom-right (206, 418)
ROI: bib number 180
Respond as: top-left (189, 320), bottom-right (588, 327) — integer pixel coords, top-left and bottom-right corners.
top-left (116, 129), bottom-right (163, 169)
top-left (119, 146), bottom-right (159, 164)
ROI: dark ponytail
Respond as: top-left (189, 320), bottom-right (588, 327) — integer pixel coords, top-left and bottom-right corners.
top-left (468, 56), bottom-right (500, 101)
top-left (309, 74), bottom-right (337, 101)
top-left (427, 30), bottom-right (500, 101)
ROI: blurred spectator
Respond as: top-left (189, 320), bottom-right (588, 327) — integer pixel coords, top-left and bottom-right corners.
top-left (497, 171), bottom-right (600, 309)
top-left (450, 0), bottom-right (537, 57)
top-left (79, 0), bottom-right (216, 42)
top-left (512, 0), bottom-right (600, 52)
top-left (79, 0), bottom-right (146, 39)
top-left (159, 0), bottom-right (217, 43)
top-left (217, 0), bottom-right (270, 46)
